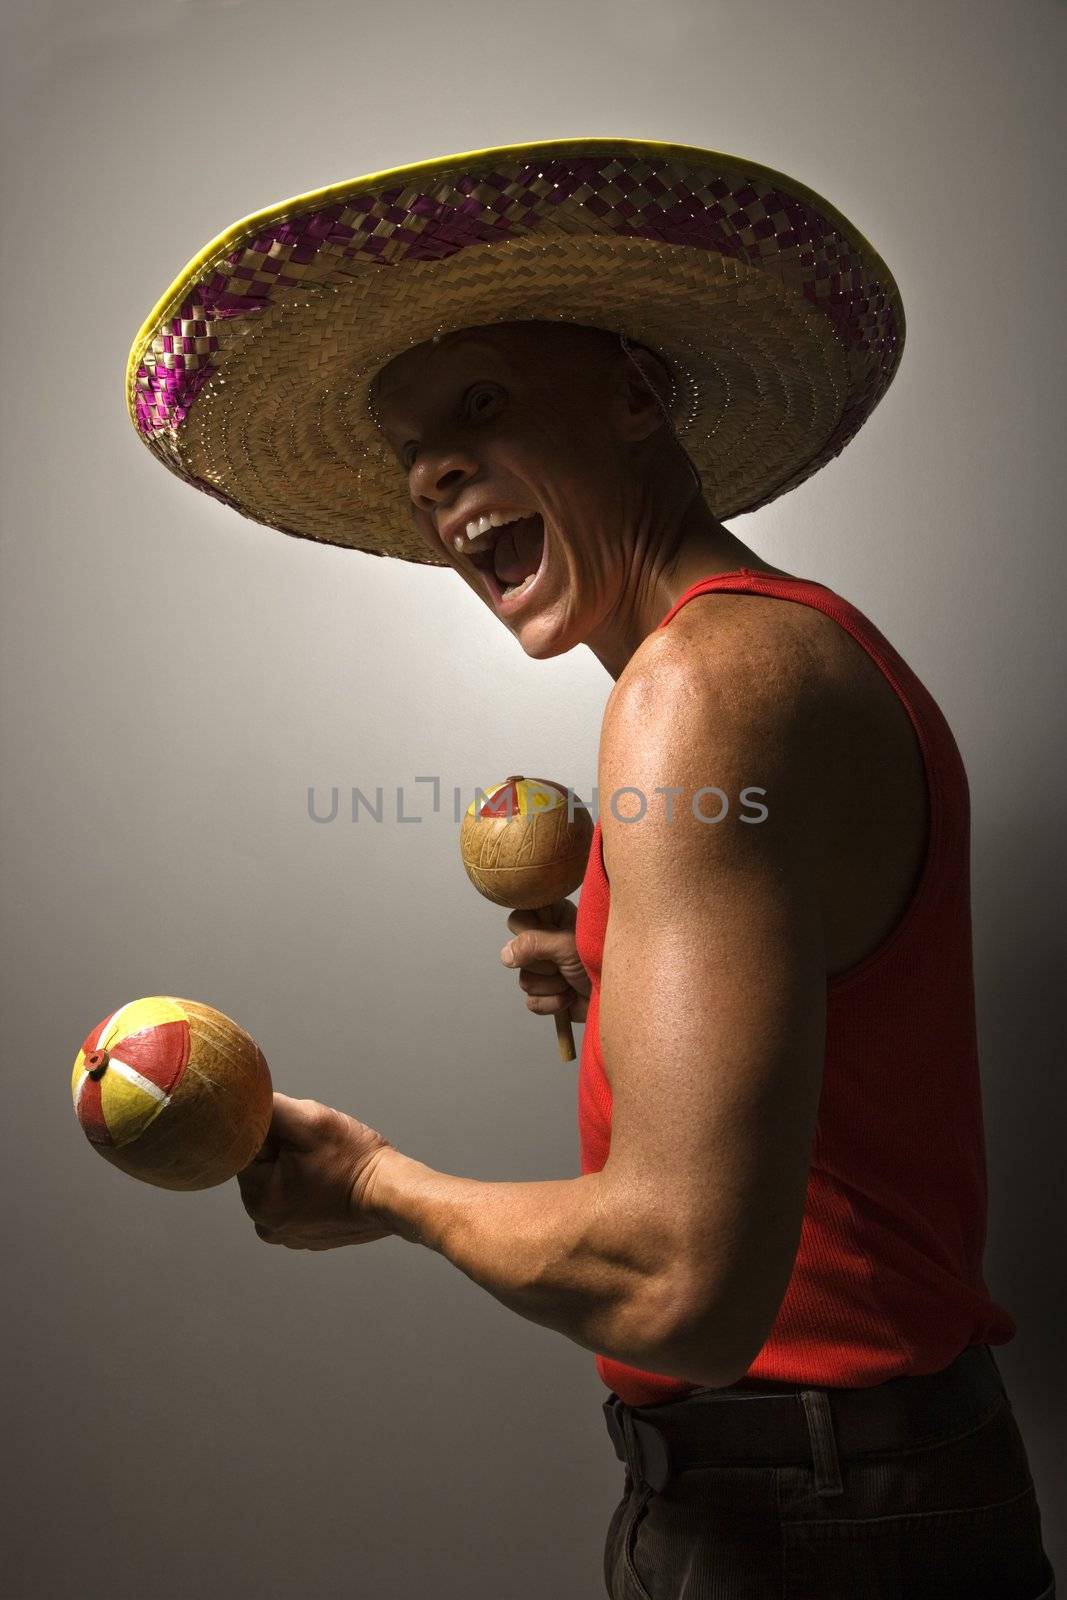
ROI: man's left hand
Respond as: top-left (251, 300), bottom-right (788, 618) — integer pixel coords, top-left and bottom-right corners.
top-left (237, 1093), bottom-right (395, 1250)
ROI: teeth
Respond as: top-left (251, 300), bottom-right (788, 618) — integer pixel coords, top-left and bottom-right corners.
top-left (463, 509), bottom-right (525, 544)
top-left (502, 571), bottom-right (537, 600)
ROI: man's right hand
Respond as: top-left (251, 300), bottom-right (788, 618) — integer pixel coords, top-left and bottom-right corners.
top-left (500, 899), bottom-right (592, 1025)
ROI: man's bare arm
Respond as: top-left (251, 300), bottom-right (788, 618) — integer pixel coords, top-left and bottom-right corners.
top-left (367, 1153), bottom-right (720, 1378)
top-left (369, 612), bottom-right (828, 1385)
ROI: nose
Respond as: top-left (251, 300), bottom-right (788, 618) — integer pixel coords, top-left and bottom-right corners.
top-left (409, 446), bottom-right (480, 514)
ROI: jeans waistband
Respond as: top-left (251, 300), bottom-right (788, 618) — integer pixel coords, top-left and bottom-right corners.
top-left (602, 1343), bottom-right (1007, 1495)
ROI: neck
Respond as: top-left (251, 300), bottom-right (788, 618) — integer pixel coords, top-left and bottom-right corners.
top-left (584, 491), bottom-right (791, 680)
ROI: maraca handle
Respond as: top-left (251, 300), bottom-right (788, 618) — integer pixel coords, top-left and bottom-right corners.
top-left (534, 904), bottom-right (577, 1064)
top-left (554, 1010), bottom-right (576, 1064)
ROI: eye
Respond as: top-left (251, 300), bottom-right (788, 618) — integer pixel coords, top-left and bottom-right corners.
top-left (465, 382), bottom-right (504, 420)
top-left (397, 382), bottom-right (502, 469)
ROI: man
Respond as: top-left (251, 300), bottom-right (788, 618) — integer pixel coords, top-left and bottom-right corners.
top-left (127, 140), bottom-right (1053, 1598)
top-left (243, 318), bottom-right (846, 1371)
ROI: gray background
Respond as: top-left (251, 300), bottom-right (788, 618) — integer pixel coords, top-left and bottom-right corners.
top-left (2, 1), bottom-right (1063, 1595)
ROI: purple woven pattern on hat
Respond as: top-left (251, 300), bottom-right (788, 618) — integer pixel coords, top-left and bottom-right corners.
top-left (133, 357), bottom-right (215, 433)
top-left (133, 151), bottom-right (900, 459)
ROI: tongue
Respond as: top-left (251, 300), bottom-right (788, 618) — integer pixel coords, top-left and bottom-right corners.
top-left (493, 516), bottom-right (544, 585)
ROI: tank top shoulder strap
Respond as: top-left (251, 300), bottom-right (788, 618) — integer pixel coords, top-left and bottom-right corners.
top-left (656, 570), bottom-right (942, 732)
top-left (658, 571), bottom-right (937, 730)
top-left (659, 568), bottom-right (849, 630)
top-left (655, 569), bottom-right (969, 992)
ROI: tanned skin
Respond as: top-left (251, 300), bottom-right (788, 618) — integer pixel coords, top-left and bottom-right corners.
top-left (237, 321), bottom-right (927, 1387)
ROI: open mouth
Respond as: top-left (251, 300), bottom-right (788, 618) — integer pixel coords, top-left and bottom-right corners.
top-left (468, 514), bottom-right (547, 612)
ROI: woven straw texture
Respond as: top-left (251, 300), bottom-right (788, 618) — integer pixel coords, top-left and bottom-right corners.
top-left (127, 138), bottom-right (904, 563)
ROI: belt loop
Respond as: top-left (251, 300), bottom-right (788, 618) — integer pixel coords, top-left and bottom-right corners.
top-left (984, 1345), bottom-right (1009, 1402)
top-left (630, 1416), bottom-right (672, 1493)
top-left (619, 1407), bottom-right (640, 1481)
top-left (602, 1398), bottom-right (644, 1483)
top-left (602, 1396), bottom-right (627, 1465)
top-left (799, 1389), bottom-right (844, 1497)
top-left (608, 1405), bottom-right (672, 1494)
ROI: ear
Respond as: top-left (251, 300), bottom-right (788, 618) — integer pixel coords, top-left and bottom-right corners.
top-left (612, 342), bottom-right (675, 443)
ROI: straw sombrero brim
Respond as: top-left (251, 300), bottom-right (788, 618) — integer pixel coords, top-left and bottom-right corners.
top-left (126, 137), bottom-right (904, 565)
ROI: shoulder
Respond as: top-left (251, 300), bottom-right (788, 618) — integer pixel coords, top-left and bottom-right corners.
top-left (597, 589), bottom-right (897, 887)
top-left (603, 593), bottom-right (844, 779)
top-left (605, 586), bottom-right (902, 756)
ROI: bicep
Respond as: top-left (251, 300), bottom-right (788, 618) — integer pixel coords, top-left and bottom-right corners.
top-left (596, 653), bottom-right (827, 1360)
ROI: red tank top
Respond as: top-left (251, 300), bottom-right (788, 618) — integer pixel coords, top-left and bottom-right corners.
top-left (575, 569), bottom-right (1016, 1404)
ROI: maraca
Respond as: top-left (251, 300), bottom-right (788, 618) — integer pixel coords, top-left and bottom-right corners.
top-left (71, 997), bottom-right (272, 1190)
top-left (460, 775), bottom-right (594, 1062)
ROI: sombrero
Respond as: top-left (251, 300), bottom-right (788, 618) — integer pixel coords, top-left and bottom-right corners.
top-left (125, 137), bottom-right (904, 566)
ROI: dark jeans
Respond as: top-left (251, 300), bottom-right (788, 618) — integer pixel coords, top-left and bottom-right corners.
top-left (602, 1345), bottom-right (1055, 1599)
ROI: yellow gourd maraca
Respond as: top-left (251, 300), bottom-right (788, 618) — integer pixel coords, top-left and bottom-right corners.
top-left (460, 776), bottom-right (594, 1061)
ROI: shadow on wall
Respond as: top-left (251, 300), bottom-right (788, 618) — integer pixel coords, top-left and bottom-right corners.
top-left (972, 807), bottom-right (1066, 1572)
